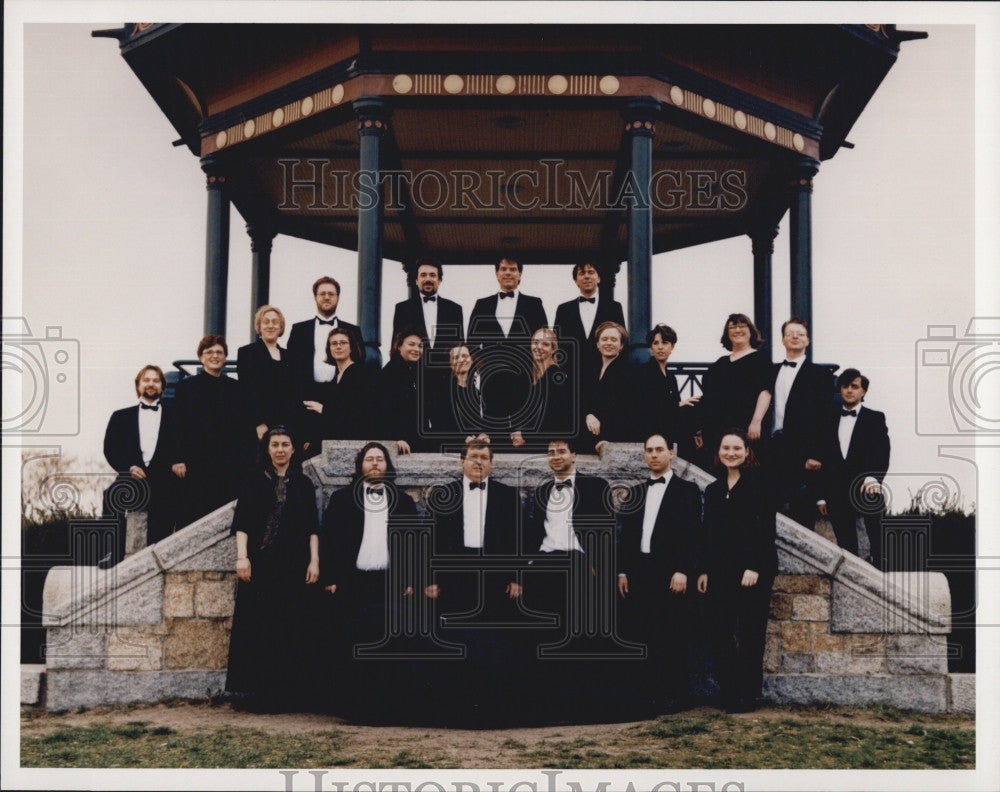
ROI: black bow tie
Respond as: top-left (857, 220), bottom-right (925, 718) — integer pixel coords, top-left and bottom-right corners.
top-left (578, 296), bottom-right (596, 304)
top-left (317, 318), bottom-right (336, 326)
top-left (422, 295), bottom-right (436, 303)
top-left (554, 480), bottom-right (573, 491)
top-left (782, 360), bottom-right (798, 368)
top-left (140, 402), bottom-right (160, 411)
top-left (647, 477), bottom-right (666, 486)
top-left (468, 481), bottom-right (486, 490)
top-left (366, 486), bottom-right (384, 496)
top-left (841, 409), bottom-right (858, 418)
top-left (498, 291), bottom-right (515, 300)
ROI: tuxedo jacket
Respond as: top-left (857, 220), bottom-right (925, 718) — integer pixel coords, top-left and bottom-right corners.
top-left (286, 317), bottom-right (363, 400)
top-left (428, 477), bottom-right (521, 612)
top-left (817, 405), bottom-right (891, 508)
top-left (553, 294), bottom-right (625, 374)
top-left (769, 359), bottom-right (835, 464)
top-left (319, 480), bottom-right (419, 592)
top-left (522, 473), bottom-right (614, 557)
top-left (103, 403), bottom-right (178, 476)
top-left (236, 340), bottom-right (295, 430)
top-left (392, 295), bottom-right (465, 353)
top-left (466, 292), bottom-right (548, 354)
top-left (616, 474), bottom-right (702, 585)
top-left (466, 292), bottom-right (548, 425)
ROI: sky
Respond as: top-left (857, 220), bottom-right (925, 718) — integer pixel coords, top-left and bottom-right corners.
top-left (3, 3), bottom-right (1000, 791)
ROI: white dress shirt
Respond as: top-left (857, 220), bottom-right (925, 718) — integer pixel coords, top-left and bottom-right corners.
top-left (355, 485), bottom-right (390, 570)
top-left (312, 316), bottom-right (339, 383)
top-left (421, 294), bottom-right (439, 348)
top-left (137, 399), bottom-right (162, 466)
top-left (838, 404), bottom-right (863, 459)
top-left (772, 356), bottom-right (804, 434)
top-left (495, 290), bottom-right (519, 337)
top-left (578, 294), bottom-right (599, 339)
top-left (640, 470), bottom-right (674, 554)
top-left (462, 476), bottom-right (488, 549)
top-left (539, 473), bottom-right (583, 553)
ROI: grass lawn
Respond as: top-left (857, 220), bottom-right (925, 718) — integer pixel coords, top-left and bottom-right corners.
top-left (19, 702), bottom-right (975, 769)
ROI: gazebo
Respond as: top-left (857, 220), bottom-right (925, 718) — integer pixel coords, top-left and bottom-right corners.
top-left (94, 22), bottom-right (925, 360)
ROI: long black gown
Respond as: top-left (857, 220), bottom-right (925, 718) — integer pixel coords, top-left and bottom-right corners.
top-left (699, 467), bottom-right (777, 707)
top-left (225, 467), bottom-right (320, 711)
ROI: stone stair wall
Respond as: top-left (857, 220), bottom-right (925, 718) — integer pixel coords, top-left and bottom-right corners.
top-left (36, 440), bottom-right (970, 713)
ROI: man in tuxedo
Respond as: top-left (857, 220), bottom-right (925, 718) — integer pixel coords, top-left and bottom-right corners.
top-left (427, 436), bottom-right (522, 618)
top-left (767, 318), bottom-right (835, 527)
top-left (552, 261), bottom-right (625, 384)
top-left (286, 276), bottom-right (364, 454)
top-left (616, 433), bottom-right (702, 713)
top-left (392, 257), bottom-right (465, 441)
top-left (522, 437), bottom-right (614, 627)
top-left (816, 369), bottom-right (891, 568)
top-left (425, 435), bottom-right (524, 722)
top-left (466, 257), bottom-right (548, 441)
top-left (392, 257), bottom-right (465, 356)
top-left (318, 441), bottom-right (421, 715)
top-left (102, 365), bottom-right (179, 563)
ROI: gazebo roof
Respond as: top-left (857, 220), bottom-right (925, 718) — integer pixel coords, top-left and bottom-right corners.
top-left (106, 23), bottom-right (918, 266)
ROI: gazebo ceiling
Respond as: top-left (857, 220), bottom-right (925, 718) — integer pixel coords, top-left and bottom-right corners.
top-left (109, 22), bottom-right (917, 266)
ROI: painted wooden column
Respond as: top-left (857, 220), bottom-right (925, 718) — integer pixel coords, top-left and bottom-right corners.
top-left (751, 224), bottom-right (779, 360)
top-left (247, 222), bottom-right (275, 338)
top-left (201, 156), bottom-right (230, 337)
top-left (623, 100), bottom-right (658, 365)
top-left (354, 98), bottom-right (390, 365)
top-left (790, 158), bottom-right (820, 358)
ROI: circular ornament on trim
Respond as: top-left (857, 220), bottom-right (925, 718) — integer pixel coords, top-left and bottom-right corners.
top-left (332, 84), bottom-right (345, 104)
top-left (496, 75), bottom-right (516, 94)
top-left (215, 130), bottom-right (228, 148)
top-left (702, 98), bottom-right (716, 119)
top-left (734, 110), bottom-right (748, 130)
top-left (444, 74), bottom-right (465, 94)
top-left (243, 120), bottom-right (256, 138)
top-left (272, 108), bottom-right (284, 127)
top-left (548, 75), bottom-right (568, 95)
top-left (669, 85), bottom-right (685, 106)
top-left (301, 96), bottom-right (314, 116)
top-left (392, 75), bottom-right (413, 94)
top-left (764, 122), bottom-right (777, 141)
top-left (599, 75), bottom-right (620, 95)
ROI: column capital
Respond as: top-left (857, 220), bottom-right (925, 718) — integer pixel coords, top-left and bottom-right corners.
top-left (200, 155), bottom-right (228, 191)
top-left (353, 97), bottom-right (391, 137)
top-left (791, 157), bottom-right (820, 193)
top-left (246, 222), bottom-right (276, 254)
top-left (622, 98), bottom-right (660, 138)
top-left (749, 224), bottom-right (780, 255)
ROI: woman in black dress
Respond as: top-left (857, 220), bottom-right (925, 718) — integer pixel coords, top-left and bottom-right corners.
top-left (696, 428), bottom-right (777, 713)
top-left (236, 305), bottom-right (295, 444)
top-left (634, 324), bottom-right (699, 445)
top-left (695, 313), bottom-right (772, 463)
top-left (510, 327), bottom-right (573, 450)
top-left (226, 426), bottom-right (320, 712)
top-left (302, 326), bottom-right (374, 441)
top-left (173, 334), bottom-right (249, 525)
top-left (379, 329), bottom-right (427, 454)
top-left (583, 321), bottom-right (636, 449)
top-left (431, 344), bottom-right (486, 450)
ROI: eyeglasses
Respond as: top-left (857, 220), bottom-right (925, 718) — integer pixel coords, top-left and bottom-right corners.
top-left (329, 340), bottom-right (350, 347)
